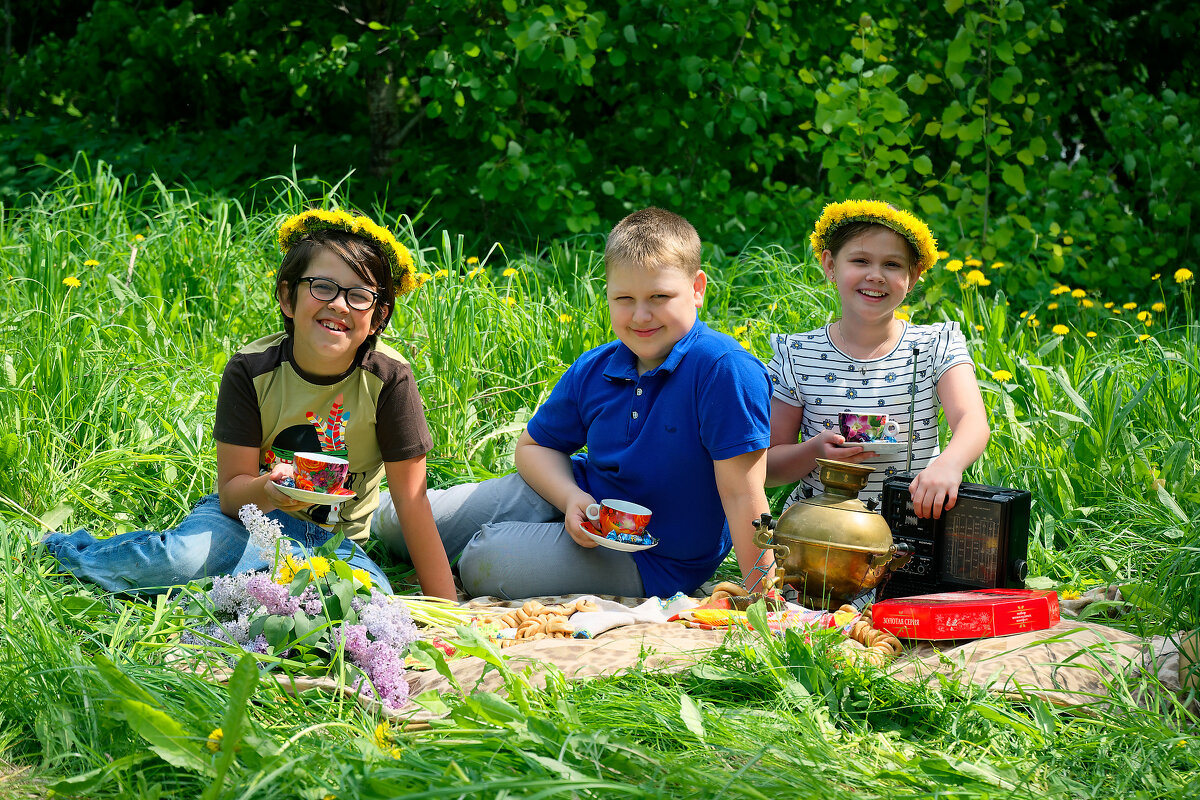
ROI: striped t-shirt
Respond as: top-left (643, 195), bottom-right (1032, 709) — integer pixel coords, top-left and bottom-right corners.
top-left (766, 321), bottom-right (974, 507)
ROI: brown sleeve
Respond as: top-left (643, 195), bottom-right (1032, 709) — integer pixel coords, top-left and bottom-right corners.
top-left (212, 354), bottom-right (263, 448)
top-left (367, 353), bottom-right (434, 462)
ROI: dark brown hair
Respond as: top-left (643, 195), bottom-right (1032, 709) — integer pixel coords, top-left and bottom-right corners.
top-left (275, 229), bottom-right (396, 346)
top-left (824, 221), bottom-right (920, 278)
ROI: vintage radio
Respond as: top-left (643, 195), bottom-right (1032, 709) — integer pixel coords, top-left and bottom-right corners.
top-left (877, 475), bottom-right (1032, 600)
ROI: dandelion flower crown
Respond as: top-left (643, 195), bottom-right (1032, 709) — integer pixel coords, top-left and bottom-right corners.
top-left (810, 199), bottom-right (939, 275)
top-left (278, 209), bottom-right (418, 295)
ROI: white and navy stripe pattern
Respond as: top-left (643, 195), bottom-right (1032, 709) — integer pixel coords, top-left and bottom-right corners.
top-left (766, 321), bottom-right (975, 508)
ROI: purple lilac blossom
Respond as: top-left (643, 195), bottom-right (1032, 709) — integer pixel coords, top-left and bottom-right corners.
top-left (359, 594), bottom-right (418, 652)
top-left (246, 574), bottom-right (301, 616)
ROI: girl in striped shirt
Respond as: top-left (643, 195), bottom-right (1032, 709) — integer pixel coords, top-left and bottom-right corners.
top-left (766, 201), bottom-right (990, 519)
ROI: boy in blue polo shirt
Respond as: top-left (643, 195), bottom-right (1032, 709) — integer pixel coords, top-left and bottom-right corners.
top-left (375, 207), bottom-right (775, 599)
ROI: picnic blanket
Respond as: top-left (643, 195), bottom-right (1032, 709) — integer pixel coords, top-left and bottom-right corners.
top-left (190, 586), bottom-right (1198, 727)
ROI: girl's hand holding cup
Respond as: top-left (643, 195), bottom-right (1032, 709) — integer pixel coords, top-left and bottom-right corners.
top-left (263, 463), bottom-right (308, 511)
top-left (564, 490), bottom-right (601, 547)
top-left (813, 429), bottom-right (871, 463)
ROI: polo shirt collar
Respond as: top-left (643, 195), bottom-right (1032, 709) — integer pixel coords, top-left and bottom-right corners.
top-left (602, 317), bottom-right (707, 381)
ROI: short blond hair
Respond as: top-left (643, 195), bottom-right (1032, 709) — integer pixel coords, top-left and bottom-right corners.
top-left (604, 207), bottom-right (702, 276)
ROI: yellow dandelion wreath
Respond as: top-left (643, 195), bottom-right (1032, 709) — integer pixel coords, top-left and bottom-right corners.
top-left (278, 209), bottom-right (418, 295)
top-left (810, 199), bottom-right (939, 275)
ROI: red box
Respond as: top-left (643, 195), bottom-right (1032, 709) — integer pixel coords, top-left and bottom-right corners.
top-left (872, 589), bottom-right (1060, 640)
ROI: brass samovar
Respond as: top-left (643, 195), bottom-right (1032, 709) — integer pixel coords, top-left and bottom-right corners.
top-left (754, 458), bottom-right (913, 610)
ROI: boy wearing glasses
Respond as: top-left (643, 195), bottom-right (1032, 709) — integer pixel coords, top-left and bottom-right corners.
top-left (44, 213), bottom-right (457, 599)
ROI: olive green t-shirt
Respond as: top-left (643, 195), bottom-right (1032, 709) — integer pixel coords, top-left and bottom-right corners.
top-left (213, 333), bottom-right (432, 541)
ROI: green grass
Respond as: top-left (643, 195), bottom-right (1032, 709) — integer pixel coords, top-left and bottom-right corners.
top-left (1, 161), bottom-right (1199, 798)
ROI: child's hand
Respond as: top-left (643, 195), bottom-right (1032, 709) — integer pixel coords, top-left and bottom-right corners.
top-left (564, 491), bottom-right (601, 548)
top-left (812, 429), bottom-right (872, 463)
top-left (264, 463), bottom-right (309, 511)
top-left (908, 459), bottom-right (962, 519)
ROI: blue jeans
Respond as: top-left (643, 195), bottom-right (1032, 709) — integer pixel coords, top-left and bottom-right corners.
top-left (43, 494), bottom-right (393, 594)
top-left (375, 472), bottom-right (644, 600)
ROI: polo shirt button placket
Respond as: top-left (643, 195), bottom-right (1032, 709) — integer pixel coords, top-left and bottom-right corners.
top-left (629, 380), bottom-right (647, 436)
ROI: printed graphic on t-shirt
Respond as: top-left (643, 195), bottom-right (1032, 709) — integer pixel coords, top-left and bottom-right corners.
top-left (261, 393), bottom-right (362, 525)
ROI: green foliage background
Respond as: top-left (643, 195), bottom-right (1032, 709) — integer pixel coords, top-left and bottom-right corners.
top-left (4, 0), bottom-right (1198, 303)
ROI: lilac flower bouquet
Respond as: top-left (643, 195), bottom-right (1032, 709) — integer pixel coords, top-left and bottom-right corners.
top-left (182, 505), bottom-right (418, 710)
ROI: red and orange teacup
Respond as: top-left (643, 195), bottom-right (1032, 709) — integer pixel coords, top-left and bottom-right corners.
top-left (294, 451), bottom-right (349, 494)
top-left (585, 499), bottom-right (652, 536)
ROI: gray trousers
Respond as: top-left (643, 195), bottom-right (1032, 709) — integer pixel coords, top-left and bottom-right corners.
top-left (374, 472), bottom-right (644, 599)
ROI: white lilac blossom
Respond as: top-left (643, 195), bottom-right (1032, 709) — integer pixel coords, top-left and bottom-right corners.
top-left (238, 503), bottom-right (291, 560)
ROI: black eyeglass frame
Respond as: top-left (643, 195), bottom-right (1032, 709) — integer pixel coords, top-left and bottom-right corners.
top-left (297, 276), bottom-right (380, 311)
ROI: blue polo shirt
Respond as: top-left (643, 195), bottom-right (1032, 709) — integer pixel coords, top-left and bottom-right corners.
top-left (526, 318), bottom-right (772, 596)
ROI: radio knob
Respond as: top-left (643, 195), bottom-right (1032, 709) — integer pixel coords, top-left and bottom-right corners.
top-left (1011, 559), bottom-right (1029, 582)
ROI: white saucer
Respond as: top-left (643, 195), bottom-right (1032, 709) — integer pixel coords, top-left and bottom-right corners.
top-left (835, 441), bottom-right (909, 455)
top-left (277, 483), bottom-right (356, 506)
top-left (581, 522), bottom-right (657, 552)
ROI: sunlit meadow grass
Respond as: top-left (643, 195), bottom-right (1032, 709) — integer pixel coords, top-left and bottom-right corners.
top-left (1, 162), bottom-right (1198, 797)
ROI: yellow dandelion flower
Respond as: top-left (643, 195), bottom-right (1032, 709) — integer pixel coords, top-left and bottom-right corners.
top-left (1029, 318), bottom-right (1040, 328)
top-left (275, 553), bottom-right (304, 585)
top-left (373, 721), bottom-right (392, 750)
top-left (1175, 268), bottom-right (1194, 283)
top-left (1104, 302), bottom-right (1114, 309)
top-left (991, 369), bottom-right (1014, 381)
top-left (434, 269), bottom-right (449, 278)
top-left (1061, 589), bottom-right (1081, 600)
top-left (964, 269), bottom-right (990, 286)
top-left (810, 199), bottom-right (939, 274)
top-left (895, 308), bottom-right (911, 321)
top-left (945, 259), bottom-right (964, 272)
top-left (1122, 302), bottom-right (1137, 310)
top-left (206, 728), bottom-right (224, 752)
top-left (305, 556), bottom-right (331, 578)
top-left (1048, 302), bottom-right (1059, 310)
top-left (1086, 331), bottom-right (1097, 338)
top-left (134, 234), bottom-right (145, 242)
top-left (1082, 299), bottom-right (1094, 308)
top-left (738, 340), bottom-right (751, 350)
top-left (965, 258), bottom-right (983, 267)
top-left (1138, 334), bottom-right (1151, 342)
top-left (1152, 302), bottom-right (1166, 312)
top-left (1152, 273), bottom-right (1161, 280)
top-left (1052, 324), bottom-right (1069, 335)
top-left (1136, 310), bottom-right (1151, 322)
top-left (503, 296), bottom-right (516, 306)
top-left (1020, 311), bottom-right (1029, 319)
top-left (1051, 285), bottom-right (1071, 295)
top-left (466, 266), bottom-right (484, 279)
top-left (352, 568), bottom-right (372, 589)
top-left (1112, 307), bottom-right (1123, 315)
top-left (415, 272), bottom-right (432, 286)
top-left (62, 276), bottom-right (82, 288)
top-left (559, 313), bottom-right (574, 323)
top-left (733, 326), bottom-right (748, 337)
top-left (466, 256), bottom-right (479, 265)
top-left (990, 261), bottom-right (1005, 269)
top-left (502, 267), bottom-right (518, 278)
top-left (974, 324), bottom-right (984, 331)
top-left (1071, 289), bottom-right (1085, 299)
top-left (937, 250), bottom-right (950, 259)
top-left (83, 259), bottom-right (100, 267)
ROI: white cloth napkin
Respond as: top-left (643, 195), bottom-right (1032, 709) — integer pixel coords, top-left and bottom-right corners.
top-left (568, 593), bottom-right (700, 638)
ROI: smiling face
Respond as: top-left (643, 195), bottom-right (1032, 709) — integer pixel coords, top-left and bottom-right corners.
top-left (606, 261), bottom-right (706, 374)
top-left (279, 246), bottom-right (382, 376)
top-left (821, 226), bottom-right (916, 326)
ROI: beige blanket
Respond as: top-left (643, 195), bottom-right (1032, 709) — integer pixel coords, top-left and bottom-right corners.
top-left (194, 589), bottom-right (1198, 727)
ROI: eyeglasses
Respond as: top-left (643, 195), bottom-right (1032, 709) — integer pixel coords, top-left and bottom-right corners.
top-left (298, 277), bottom-right (379, 311)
